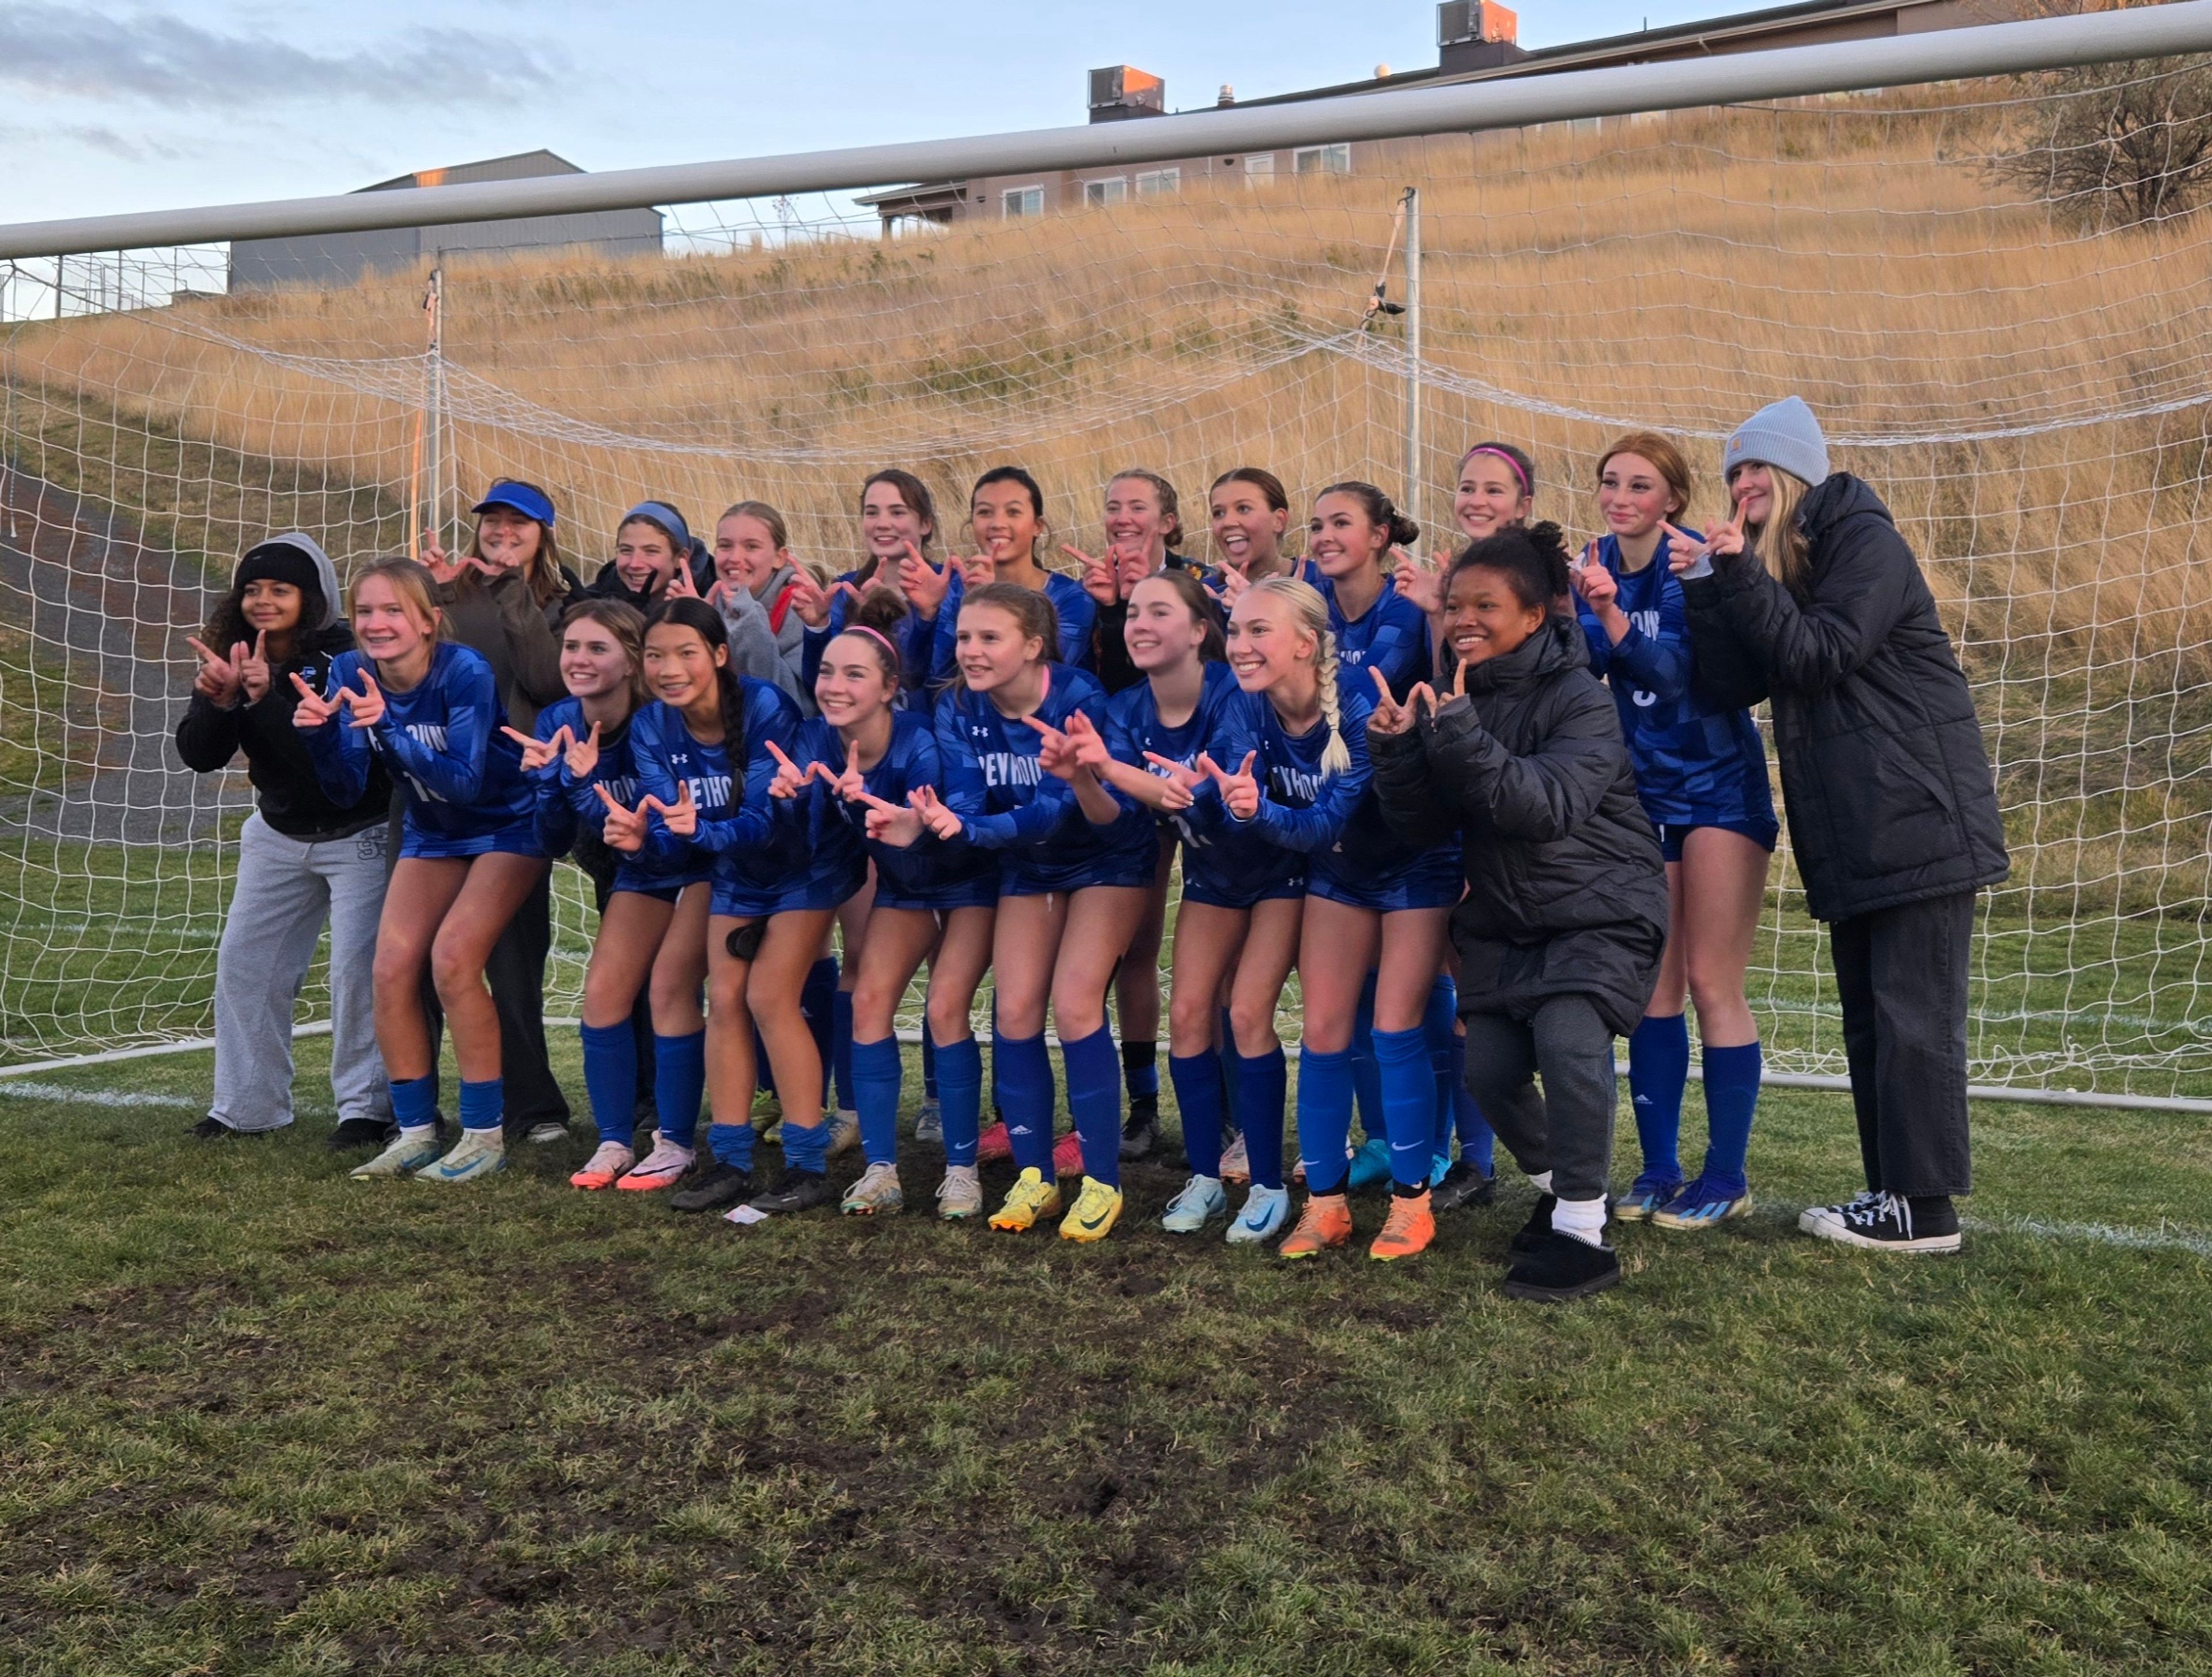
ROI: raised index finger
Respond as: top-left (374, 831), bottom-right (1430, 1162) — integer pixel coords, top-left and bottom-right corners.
top-left (1369, 665), bottom-right (1395, 705)
top-left (763, 739), bottom-right (800, 774)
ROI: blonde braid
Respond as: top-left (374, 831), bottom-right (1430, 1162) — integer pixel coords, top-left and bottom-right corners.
top-left (1313, 630), bottom-right (1351, 776)
top-left (1246, 576), bottom-right (1350, 777)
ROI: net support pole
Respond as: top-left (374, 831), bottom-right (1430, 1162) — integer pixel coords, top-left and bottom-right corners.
top-left (1404, 186), bottom-right (1422, 528)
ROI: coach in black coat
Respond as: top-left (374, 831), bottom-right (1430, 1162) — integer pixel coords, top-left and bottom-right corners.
top-left (1680, 396), bottom-right (2008, 1252)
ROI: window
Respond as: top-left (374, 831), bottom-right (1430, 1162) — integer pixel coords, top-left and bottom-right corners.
top-left (1135, 167), bottom-right (1181, 199)
top-left (1002, 186), bottom-right (1044, 218)
top-left (1293, 143), bottom-right (1351, 175)
top-left (1244, 152), bottom-right (1277, 187)
top-left (1084, 177), bottom-right (1128, 207)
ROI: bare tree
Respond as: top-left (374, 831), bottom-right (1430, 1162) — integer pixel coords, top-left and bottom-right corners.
top-left (1996, 56), bottom-right (2212, 226)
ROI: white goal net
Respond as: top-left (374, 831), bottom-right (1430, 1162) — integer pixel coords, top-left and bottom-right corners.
top-left (2, 60), bottom-right (2208, 1102)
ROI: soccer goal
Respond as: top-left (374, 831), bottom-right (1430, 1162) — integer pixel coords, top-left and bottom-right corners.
top-left (2, 5), bottom-right (2209, 1107)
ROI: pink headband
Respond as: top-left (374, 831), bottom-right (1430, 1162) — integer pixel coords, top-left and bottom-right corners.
top-left (1463, 445), bottom-right (1532, 495)
top-left (838, 623), bottom-right (901, 668)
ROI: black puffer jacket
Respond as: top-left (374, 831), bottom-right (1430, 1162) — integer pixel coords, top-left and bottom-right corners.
top-left (174, 620), bottom-right (390, 841)
top-left (1681, 474), bottom-right (2008, 923)
top-left (1370, 614), bottom-right (1668, 1037)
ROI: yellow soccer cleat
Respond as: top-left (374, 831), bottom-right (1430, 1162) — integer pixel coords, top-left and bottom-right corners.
top-left (987, 1165), bottom-right (1063, 1232)
top-left (1058, 1176), bottom-right (1124, 1243)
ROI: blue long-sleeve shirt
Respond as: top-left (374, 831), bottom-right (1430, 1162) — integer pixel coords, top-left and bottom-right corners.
top-left (628, 684), bottom-right (809, 895)
top-left (934, 663), bottom-right (1141, 891)
top-left (305, 642), bottom-right (537, 855)
top-left (1100, 658), bottom-right (1243, 854)
top-left (1575, 531), bottom-right (1775, 830)
top-left (788, 711), bottom-right (999, 907)
top-left (527, 696), bottom-right (639, 860)
top-left (919, 569), bottom-right (1098, 684)
top-left (1321, 573), bottom-right (1431, 701)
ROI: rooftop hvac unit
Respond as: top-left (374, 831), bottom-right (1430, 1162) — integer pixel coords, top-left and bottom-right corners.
top-left (1437, 1), bottom-right (1518, 46)
top-left (1088, 65), bottom-right (1166, 118)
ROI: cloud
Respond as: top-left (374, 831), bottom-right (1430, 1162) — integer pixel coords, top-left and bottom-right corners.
top-left (0, 6), bottom-right (563, 108)
top-left (0, 118), bottom-right (196, 160)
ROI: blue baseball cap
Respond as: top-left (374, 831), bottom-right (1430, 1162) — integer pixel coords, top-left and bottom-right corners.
top-left (472, 478), bottom-right (556, 528)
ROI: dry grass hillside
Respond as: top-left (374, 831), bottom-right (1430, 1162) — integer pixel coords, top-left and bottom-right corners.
top-left (9, 92), bottom-right (2212, 688)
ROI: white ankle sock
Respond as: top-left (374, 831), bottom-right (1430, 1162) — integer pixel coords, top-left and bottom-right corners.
top-left (1529, 1169), bottom-right (1554, 1194)
top-left (1553, 1194), bottom-right (1607, 1247)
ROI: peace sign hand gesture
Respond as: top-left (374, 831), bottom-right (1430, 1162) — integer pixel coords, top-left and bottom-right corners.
top-left (1022, 713), bottom-right (1081, 781)
top-left (785, 567), bottom-right (835, 630)
top-left (953, 553), bottom-right (995, 591)
top-left (898, 542), bottom-right (950, 620)
top-left (188, 637), bottom-right (243, 706)
top-left (822, 739), bottom-right (869, 803)
top-left (764, 740), bottom-right (812, 800)
top-left (664, 559), bottom-right (702, 601)
top-left (1214, 563), bottom-right (1250, 608)
top-left (342, 670), bottom-right (386, 729)
top-left (1198, 750), bottom-right (1261, 820)
top-left (855, 787), bottom-right (924, 847)
top-left (596, 784), bottom-right (649, 852)
top-left (1393, 547), bottom-right (1447, 616)
top-left (907, 785), bottom-right (962, 841)
top-left (237, 631), bottom-right (272, 704)
top-left (564, 720), bottom-right (602, 781)
top-left (503, 722), bottom-right (569, 773)
top-left (645, 782), bottom-right (698, 838)
top-left (1067, 544), bottom-right (1118, 608)
top-left (289, 668), bottom-right (338, 729)
top-left (1368, 665), bottom-right (1410, 736)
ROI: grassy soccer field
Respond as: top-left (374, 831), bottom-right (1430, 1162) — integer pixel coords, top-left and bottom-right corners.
top-left (1, 1040), bottom-right (2207, 1675)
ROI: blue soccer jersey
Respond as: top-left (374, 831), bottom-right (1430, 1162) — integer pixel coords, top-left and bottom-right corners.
top-left (934, 663), bottom-right (1154, 895)
top-left (1577, 531), bottom-right (1776, 832)
top-left (1179, 679), bottom-right (1374, 906)
top-left (919, 569), bottom-right (1098, 683)
top-left (1100, 657), bottom-right (1243, 857)
top-left (789, 711), bottom-right (999, 911)
top-left (628, 684), bottom-right (833, 914)
top-left (1321, 574), bottom-right (1432, 701)
top-left (306, 642), bottom-right (539, 858)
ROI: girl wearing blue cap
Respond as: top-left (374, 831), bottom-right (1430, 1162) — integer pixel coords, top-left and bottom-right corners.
top-left (1673, 396), bottom-right (2007, 1256)
top-left (419, 479), bottom-right (583, 1147)
top-left (295, 558), bottom-right (547, 1185)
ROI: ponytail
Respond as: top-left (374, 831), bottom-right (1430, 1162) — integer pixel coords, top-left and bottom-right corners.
top-left (1316, 480), bottom-right (1419, 551)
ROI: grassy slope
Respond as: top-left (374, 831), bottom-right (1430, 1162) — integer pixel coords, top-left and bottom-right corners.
top-left (1, 1043), bottom-right (2208, 1675)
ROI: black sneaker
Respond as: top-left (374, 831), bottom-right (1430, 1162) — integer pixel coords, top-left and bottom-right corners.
top-left (1509, 1194), bottom-right (1557, 1255)
top-left (1503, 1231), bottom-right (1622, 1301)
top-left (1797, 1187), bottom-right (1884, 1235)
top-left (327, 1117), bottom-right (392, 1151)
top-left (1430, 1159), bottom-right (1496, 1213)
top-left (1119, 1095), bottom-right (1159, 1161)
top-left (1805, 1190), bottom-right (1961, 1254)
top-left (190, 1116), bottom-right (250, 1140)
top-left (669, 1160), bottom-right (753, 1213)
top-left (748, 1169), bottom-right (832, 1215)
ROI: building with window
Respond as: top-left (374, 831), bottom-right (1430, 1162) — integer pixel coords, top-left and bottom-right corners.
top-left (855, 0), bottom-right (2029, 233)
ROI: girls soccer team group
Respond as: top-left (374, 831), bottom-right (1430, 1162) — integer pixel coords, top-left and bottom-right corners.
top-left (181, 395), bottom-right (2008, 1303)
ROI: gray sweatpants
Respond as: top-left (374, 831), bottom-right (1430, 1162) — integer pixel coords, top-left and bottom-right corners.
top-left (1460, 994), bottom-right (1619, 1204)
top-left (209, 813), bottom-right (391, 1132)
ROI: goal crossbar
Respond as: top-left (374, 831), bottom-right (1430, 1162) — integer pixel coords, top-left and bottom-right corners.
top-left (5, 1), bottom-right (2212, 258)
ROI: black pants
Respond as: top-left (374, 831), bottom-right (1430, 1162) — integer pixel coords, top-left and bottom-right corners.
top-left (1460, 994), bottom-right (1616, 1204)
top-left (1828, 890), bottom-right (1975, 1198)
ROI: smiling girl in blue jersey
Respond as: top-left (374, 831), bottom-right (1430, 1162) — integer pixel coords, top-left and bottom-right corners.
top-left (899, 467), bottom-right (1097, 680)
top-left (294, 558), bottom-right (546, 1185)
top-left (612, 598), bottom-right (855, 1218)
top-left (1166, 577), bottom-right (1370, 1243)
top-left (1570, 433), bottom-right (1777, 1232)
top-left (1040, 571), bottom-right (1242, 1229)
top-left (921, 582), bottom-right (1151, 1240)
top-left (1269, 486), bottom-right (1462, 1263)
top-left (772, 589), bottom-right (1000, 1219)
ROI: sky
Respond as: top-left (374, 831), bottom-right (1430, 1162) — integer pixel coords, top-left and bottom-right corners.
top-left (0, 0), bottom-right (1725, 227)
